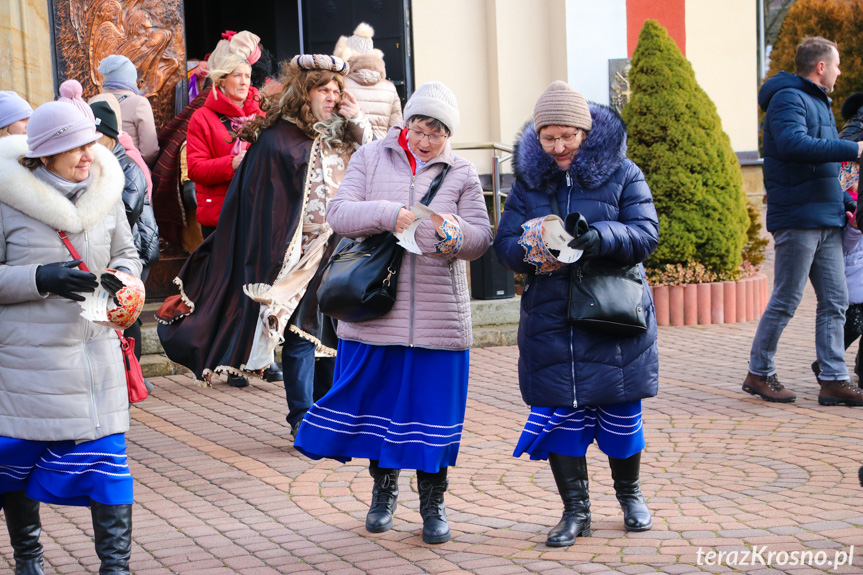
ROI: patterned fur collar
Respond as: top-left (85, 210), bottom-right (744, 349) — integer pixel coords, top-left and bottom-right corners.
top-left (512, 103), bottom-right (628, 191)
top-left (0, 135), bottom-right (124, 232)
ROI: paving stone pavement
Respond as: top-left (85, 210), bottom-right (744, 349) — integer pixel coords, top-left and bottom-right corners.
top-left (3, 254), bottom-right (863, 574)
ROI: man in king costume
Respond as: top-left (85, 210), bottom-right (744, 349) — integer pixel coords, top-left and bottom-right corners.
top-left (157, 54), bottom-right (373, 434)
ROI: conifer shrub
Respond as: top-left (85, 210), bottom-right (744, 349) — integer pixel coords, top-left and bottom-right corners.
top-left (623, 19), bottom-right (750, 278)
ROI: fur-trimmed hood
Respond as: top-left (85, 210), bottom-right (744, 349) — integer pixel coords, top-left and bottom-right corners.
top-left (0, 135), bottom-right (124, 232)
top-left (347, 52), bottom-right (386, 86)
top-left (512, 103), bottom-right (627, 191)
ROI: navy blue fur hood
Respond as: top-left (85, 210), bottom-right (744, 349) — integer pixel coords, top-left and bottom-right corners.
top-left (512, 103), bottom-right (628, 191)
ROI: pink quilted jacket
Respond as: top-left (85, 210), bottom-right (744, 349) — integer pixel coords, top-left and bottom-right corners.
top-left (326, 127), bottom-right (493, 350)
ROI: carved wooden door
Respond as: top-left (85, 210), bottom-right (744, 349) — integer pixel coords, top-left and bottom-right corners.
top-left (51, 0), bottom-right (186, 130)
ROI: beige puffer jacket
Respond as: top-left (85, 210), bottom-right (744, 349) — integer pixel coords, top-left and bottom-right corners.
top-left (0, 135), bottom-right (142, 441)
top-left (326, 127), bottom-right (492, 350)
top-left (345, 53), bottom-right (403, 139)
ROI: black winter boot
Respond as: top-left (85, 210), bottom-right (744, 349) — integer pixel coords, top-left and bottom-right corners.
top-left (366, 461), bottom-right (400, 533)
top-left (2, 491), bottom-right (45, 575)
top-left (416, 468), bottom-right (450, 544)
top-left (90, 501), bottom-right (132, 574)
top-left (546, 453), bottom-right (591, 547)
top-left (608, 452), bottom-right (653, 532)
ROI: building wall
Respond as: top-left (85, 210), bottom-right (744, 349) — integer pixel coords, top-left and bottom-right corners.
top-left (412, 0), bottom-right (569, 169)
top-left (685, 0), bottom-right (759, 153)
top-left (564, 0), bottom-right (627, 106)
top-left (0, 0), bottom-right (54, 106)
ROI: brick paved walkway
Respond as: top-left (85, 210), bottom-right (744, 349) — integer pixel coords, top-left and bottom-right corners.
top-left (3, 262), bottom-right (863, 574)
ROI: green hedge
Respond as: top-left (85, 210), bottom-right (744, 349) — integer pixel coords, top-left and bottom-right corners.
top-left (623, 19), bottom-right (749, 275)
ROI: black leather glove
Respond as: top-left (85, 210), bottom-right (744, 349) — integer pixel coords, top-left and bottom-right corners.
top-left (100, 272), bottom-right (125, 306)
top-left (35, 260), bottom-right (98, 302)
top-left (567, 227), bottom-right (601, 259)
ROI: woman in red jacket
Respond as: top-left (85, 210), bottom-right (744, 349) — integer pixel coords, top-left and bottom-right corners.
top-left (187, 31), bottom-right (263, 239)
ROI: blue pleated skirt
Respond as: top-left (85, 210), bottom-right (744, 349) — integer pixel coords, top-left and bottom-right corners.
top-left (513, 400), bottom-right (645, 461)
top-left (294, 339), bottom-right (469, 473)
top-left (0, 434), bottom-right (133, 507)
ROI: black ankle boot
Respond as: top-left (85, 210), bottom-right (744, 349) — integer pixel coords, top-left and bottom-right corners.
top-left (417, 468), bottom-right (450, 544)
top-left (2, 491), bottom-right (45, 575)
top-left (546, 453), bottom-right (591, 547)
top-left (90, 501), bottom-right (132, 574)
top-left (608, 452), bottom-right (653, 532)
top-left (366, 461), bottom-right (399, 533)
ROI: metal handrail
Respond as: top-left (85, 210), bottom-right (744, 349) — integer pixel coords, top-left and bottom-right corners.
top-left (453, 142), bottom-right (514, 233)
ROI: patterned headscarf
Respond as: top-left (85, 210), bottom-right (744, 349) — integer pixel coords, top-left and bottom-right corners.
top-left (290, 54), bottom-right (349, 76)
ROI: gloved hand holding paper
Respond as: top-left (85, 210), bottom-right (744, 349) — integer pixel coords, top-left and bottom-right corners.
top-left (541, 215), bottom-right (583, 263)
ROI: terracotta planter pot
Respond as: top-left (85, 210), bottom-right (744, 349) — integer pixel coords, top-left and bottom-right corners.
top-left (723, 280), bottom-right (737, 324)
top-left (760, 274), bottom-right (770, 314)
top-left (683, 284), bottom-right (698, 325)
top-left (710, 282), bottom-right (724, 324)
top-left (736, 278), bottom-right (747, 323)
top-left (745, 278), bottom-right (756, 321)
top-left (751, 276), bottom-right (762, 321)
top-left (669, 285), bottom-right (685, 326)
top-left (697, 283), bottom-right (712, 324)
top-left (652, 285), bottom-right (670, 326)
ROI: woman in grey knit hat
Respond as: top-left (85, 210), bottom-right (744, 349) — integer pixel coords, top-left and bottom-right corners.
top-left (494, 81), bottom-right (660, 547)
top-left (295, 81), bottom-right (492, 545)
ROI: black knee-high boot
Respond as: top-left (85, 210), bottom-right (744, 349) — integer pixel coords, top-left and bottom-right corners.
top-left (546, 453), bottom-right (591, 547)
top-left (90, 501), bottom-right (132, 574)
top-left (366, 460), bottom-right (400, 533)
top-left (2, 491), bottom-right (45, 575)
top-left (416, 468), bottom-right (450, 544)
top-left (608, 452), bottom-right (653, 532)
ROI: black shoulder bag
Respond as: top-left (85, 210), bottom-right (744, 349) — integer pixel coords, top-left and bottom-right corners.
top-left (547, 191), bottom-right (647, 336)
top-left (318, 164), bottom-right (451, 323)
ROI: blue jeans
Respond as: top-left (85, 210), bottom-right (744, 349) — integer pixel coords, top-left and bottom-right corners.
top-left (749, 228), bottom-right (849, 380)
top-left (282, 331), bottom-right (336, 427)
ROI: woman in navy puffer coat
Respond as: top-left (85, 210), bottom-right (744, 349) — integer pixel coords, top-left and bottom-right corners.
top-left (494, 82), bottom-right (659, 547)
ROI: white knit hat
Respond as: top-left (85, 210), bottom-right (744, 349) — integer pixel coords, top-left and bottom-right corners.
top-left (333, 23), bottom-right (382, 61)
top-left (404, 81), bottom-right (460, 135)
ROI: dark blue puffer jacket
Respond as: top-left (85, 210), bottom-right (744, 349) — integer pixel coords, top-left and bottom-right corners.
top-left (493, 104), bottom-right (659, 408)
top-left (759, 71), bottom-right (858, 232)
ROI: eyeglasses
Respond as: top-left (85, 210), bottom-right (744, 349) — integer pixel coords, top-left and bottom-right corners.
top-left (538, 131), bottom-right (581, 148)
top-left (408, 128), bottom-right (447, 145)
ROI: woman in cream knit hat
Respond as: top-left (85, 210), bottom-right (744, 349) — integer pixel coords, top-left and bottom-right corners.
top-left (333, 22), bottom-right (403, 138)
top-left (494, 81), bottom-right (660, 547)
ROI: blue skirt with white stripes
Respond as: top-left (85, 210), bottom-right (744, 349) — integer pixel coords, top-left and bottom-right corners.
top-left (0, 434), bottom-right (133, 507)
top-left (513, 400), bottom-right (645, 461)
top-left (294, 340), bottom-right (469, 473)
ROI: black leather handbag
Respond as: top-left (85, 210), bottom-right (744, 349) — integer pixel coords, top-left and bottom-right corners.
top-left (547, 193), bottom-right (647, 336)
top-left (318, 164), bottom-right (451, 323)
top-left (567, 258), bottom-right (647, 336)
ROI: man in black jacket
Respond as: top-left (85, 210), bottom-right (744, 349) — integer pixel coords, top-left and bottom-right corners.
top-left (744, 37), bottom-right (863, 405)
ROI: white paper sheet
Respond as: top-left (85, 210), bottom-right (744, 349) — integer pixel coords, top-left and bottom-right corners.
top-left (541, 215), bottom-right (583, 263)
top-left (394, 202), bottom-right (442, 254)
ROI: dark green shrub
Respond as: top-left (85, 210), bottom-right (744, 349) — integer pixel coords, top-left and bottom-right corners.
top-left (623, 19), bottom-right (750, 277)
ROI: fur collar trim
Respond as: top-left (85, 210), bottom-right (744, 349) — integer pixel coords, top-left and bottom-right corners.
top-left (349, 53), bottom-right (386, 80)
top-left (0, 135), bottom-right (124, 232)
top-left (512, 103), bottom-right (627, 190)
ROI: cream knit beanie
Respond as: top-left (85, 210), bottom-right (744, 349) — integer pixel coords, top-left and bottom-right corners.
top-left (533, 81), bottom-right (592, 133)
top-left (404, 81), bottom-right (460, 135)
top-left (334, 23), bottom-right (378, 61)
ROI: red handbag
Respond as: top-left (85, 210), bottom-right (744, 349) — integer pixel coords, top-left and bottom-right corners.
top-left (57, 231), bottom-right (149, 404)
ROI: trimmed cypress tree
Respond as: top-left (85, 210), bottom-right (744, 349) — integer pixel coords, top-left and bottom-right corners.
top-left (622, 19), bottom-right (749, 275)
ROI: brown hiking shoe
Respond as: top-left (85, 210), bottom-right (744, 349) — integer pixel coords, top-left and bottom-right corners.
top-left (742, 372), bottom-right (796, 403)
top-left (818, 379), bottom-right (863, 406)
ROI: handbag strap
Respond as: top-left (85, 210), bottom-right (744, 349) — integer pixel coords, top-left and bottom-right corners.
top-left (547, 185), bottom-right (562, 217)
top-left (56, 231), bottom-right (126, 341)
top-left (418, 163), bottom-right (451, 207)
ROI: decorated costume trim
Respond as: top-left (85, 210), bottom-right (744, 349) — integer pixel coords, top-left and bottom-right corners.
top-left (288, 324), bottom-right (337, 358)
top-left (519, 215), bottom-right (567, 275)
top-left (433, 215), bottom-right (463, 257)
top-left (154, 277), bottom-right (196, 325)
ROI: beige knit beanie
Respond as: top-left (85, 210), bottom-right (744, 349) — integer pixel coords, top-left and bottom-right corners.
top-left (533, 81), bottom-right (592, 133)
top-left (334, 23), bottom-right (382, 61)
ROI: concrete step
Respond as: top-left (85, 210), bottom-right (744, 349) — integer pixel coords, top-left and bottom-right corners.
top-left (139, 296), bottom-right (521, 377)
